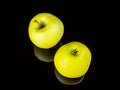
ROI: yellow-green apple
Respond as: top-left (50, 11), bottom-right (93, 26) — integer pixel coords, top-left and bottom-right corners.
top-left (54, 68), bottom-right (85, 85)
top-left (54, 41), bottom-right (92, 78)
top-left (34, 41), bottom-right (63, 63)
top-left (28, 13), bottom-right (64, 49)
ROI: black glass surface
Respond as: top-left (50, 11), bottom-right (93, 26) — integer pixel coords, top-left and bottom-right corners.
top-left (8, 0), bottom-right (114, 89)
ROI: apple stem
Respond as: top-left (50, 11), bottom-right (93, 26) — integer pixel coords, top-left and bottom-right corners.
top-left (34, 20), bottom-right (46, 29)
top-left (34, 20), bottom-right (40, 24)
top-left (72, 49), bottom-right (78, 56)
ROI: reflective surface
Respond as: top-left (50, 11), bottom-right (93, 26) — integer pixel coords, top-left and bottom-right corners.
top-left (54, 68), bottom-right (85, 85)
top-left (34, 41), bottom-right (63, 63)
top-left (14, 0), bottom-right (113, 89)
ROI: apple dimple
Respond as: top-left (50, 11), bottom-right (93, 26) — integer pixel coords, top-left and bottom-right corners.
top-left (71, 49), bottom-right (78, 56)
top-left (34, 20), bottom-right (46, 29)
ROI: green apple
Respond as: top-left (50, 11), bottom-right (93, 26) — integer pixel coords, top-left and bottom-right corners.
top-left (34, 41), bottom-right (63, 63)
top-left (54, 41), bottom-right (92, 78)
top-left (28, 13), bottom-right (64, 49)
top-left (54, 68), bottom-right (85, 85)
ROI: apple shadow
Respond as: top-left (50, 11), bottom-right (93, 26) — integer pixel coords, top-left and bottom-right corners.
top-left (54, 68), bottom-right (85, 85)
top-left (33, 41), bottom-right (63, 63)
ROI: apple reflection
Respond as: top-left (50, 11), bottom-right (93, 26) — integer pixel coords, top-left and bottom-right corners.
top-left (33, 41), bottom-right (63, 63)
top-left (54, 68), bottom-right (85, 85)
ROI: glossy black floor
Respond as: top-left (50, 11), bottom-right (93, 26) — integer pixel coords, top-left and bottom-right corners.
top-left (6, 0), bottom-right (115, 89)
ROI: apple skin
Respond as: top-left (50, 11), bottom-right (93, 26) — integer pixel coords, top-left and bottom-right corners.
top-left (54, 41), bottom-right (92, 78)
top-left (34, 41), bottom-right (63, 63)
top-left (28, 13), bottom-right (64, 49)
top-left (54, 68), bottom-right (85, 85)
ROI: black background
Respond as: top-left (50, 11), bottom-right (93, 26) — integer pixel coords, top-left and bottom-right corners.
top-left (3, 0), bottom-right (115, 89)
